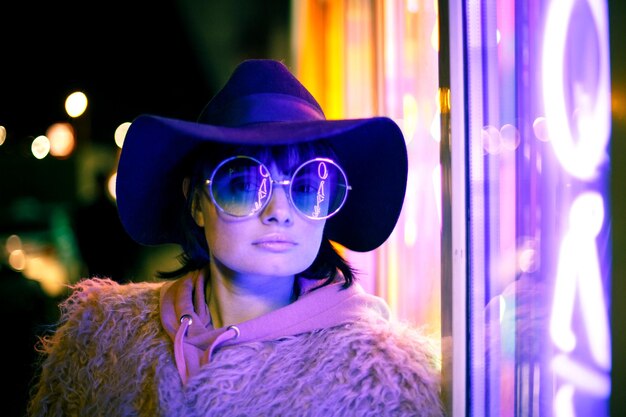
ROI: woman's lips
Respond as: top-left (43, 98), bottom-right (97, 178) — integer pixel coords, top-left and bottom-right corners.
top-left (252, 235), bottom-right (297, 252)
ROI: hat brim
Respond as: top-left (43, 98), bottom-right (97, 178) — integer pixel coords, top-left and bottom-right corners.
top-left (116, 114), bottom-right (408, 252)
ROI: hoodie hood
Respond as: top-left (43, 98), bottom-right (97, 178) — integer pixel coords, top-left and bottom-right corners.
top-left (160, 272), bottom-right (390, 385)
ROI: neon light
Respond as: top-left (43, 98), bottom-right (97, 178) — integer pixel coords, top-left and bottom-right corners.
top-left (255, 178), bottom-right (268, 212)
top-left (549, 192), bottom-right (610, 368)
top-left (466, 1), bottom-right (488, 415)
top-left (542, 1), bottom-right (611, 414)
top-left (542, 0), bottom-right (611, 180)
top-left (554, 384), bottom-right (575, 417)
top-left (313, 180), bottom-right (325, 218)
top-left (552, 354), bottom-right (611, 396)
top-left (533, 0), bottom-right (611, 417)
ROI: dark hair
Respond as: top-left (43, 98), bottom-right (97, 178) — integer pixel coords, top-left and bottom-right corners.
top-left (156, 142), bottom-right (356, 288)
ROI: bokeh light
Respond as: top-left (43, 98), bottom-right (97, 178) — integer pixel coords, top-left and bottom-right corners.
top-left (31, 135), bottom-right (51, 159)
top-left (65, 91), bottom-right (88, 118)
top-left (114, 122), bottom-right (131, 148)
top-left (47, 122), bottom-right (76, 159)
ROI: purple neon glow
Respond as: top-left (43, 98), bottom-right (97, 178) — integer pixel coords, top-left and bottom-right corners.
top-left (466, 0), bottom-right (487, 414)
top-left (541, 0), bottom-right (612, 414)
top-left (552, 354), bottom-right (611, 396)
top-left (549, 192), bottom-right (610, 369)
top-left (541, 0), bottom-right (611, 180)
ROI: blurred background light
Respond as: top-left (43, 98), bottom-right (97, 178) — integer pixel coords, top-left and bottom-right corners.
top-left (114, 122), bottom-right (131, 148)
top-left (31, 135), bottom-right (50, 159)
top-left (46, 122), bottom-right (76, 159)
top-left (65, 91), bottom-right (88, 118)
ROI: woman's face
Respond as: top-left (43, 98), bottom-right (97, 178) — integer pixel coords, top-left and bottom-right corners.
top-left (193, 161), bottom-right (326, 278)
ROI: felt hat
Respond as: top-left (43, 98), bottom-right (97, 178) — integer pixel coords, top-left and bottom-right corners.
top-left (116, 59), bottom-right (407, 252)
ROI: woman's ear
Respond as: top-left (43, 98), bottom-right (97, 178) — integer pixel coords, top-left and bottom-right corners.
top-left (191, 193), bottom-right (205, 227)
top-left (184, 177), bottom-right (205, 227)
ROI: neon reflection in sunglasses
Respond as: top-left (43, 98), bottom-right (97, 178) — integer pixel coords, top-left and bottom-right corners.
top-left (204, 156), bottom-right (351, 219)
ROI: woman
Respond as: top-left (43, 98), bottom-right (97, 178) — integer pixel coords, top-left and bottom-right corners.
top-left (28, 59), bottom-right (444, 416)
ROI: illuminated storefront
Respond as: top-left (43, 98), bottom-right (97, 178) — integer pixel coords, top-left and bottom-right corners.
top-left (293, 0), bottom-right (612, 415)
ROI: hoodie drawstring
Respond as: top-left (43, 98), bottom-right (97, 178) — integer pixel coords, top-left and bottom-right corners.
top-left (175, 315), bottom-right (193, 385)
top-left (174, 316), bottom-right (240, 385)
top-left (207, 325), bottom-right (240, 362)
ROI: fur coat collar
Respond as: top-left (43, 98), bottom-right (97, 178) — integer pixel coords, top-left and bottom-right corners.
top-left (28, 277), bottom-right (444, 417)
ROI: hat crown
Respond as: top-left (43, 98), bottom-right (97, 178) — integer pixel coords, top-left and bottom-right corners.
top-left (198, 60), bottom-right (326, 127)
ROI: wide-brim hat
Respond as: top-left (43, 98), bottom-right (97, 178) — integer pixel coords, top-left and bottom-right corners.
top-left (116, 59), bottom-right (407, 252)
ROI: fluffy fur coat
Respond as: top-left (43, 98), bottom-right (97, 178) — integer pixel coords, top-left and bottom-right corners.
top-left (28, 278), bottom-right (444, 417)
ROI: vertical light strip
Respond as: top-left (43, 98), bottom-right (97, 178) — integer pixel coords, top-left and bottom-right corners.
top-left (325, 0), bottom-right (345, 118)
top-left (383, 0), bottom-right (397, 113)
top-left (387, 229), bottom-right (399, 315)
top-left (292, 0), bottom-right (325, 105)
top-left (466, 0), bottom-right (487, 415)
top-left (445, 0), bottom-right (468, 414)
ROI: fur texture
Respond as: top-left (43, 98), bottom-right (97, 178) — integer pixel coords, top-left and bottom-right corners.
top-left (28, 278), bottom-right (444, 417)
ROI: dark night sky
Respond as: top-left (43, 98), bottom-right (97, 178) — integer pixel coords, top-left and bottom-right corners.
top-left (1, 2), bottom-right (199, 143)
top-left (0, 1), bottom-right (291, 145)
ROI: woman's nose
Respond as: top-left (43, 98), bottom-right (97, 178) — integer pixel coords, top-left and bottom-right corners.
top-left (261, 184), bottom-right (293, 224)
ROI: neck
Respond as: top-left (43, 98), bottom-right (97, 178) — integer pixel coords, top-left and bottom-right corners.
top-left (206, 263), bottom-right (296, 329)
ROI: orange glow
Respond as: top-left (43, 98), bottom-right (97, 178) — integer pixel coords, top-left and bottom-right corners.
top-left (47, 122), bottom-right (76, 158)
top-left (8, 249), bottom-right (26, 270)
top-left (292, 1), bottom-right (326, 108)
top-left (23, 254), bottom-right (67, 297)
top-left (325, 0), bottom-right (345, 118)
top-left (293, 0), bottom-right (345, 118)
top-left (439, 87), bottom-right (451, 113)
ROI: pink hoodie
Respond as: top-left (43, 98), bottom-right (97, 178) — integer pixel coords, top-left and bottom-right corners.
top-left (160, 272), bottom-right (390, 385)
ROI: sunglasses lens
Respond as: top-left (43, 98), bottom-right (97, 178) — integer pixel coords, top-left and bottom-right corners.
top-left (210, 157), bottom-right (270, 216)
top-left (291, 159), bottom-right (349, 219)
top-left (209, 157), bottom-right (349, 219)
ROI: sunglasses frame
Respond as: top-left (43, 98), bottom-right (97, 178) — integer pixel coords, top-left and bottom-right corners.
top-left (203, 155), bottom-right (351, 220)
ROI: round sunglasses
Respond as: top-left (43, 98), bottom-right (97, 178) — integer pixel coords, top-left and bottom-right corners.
top-left (203, 155), bottom-right (351, 220)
